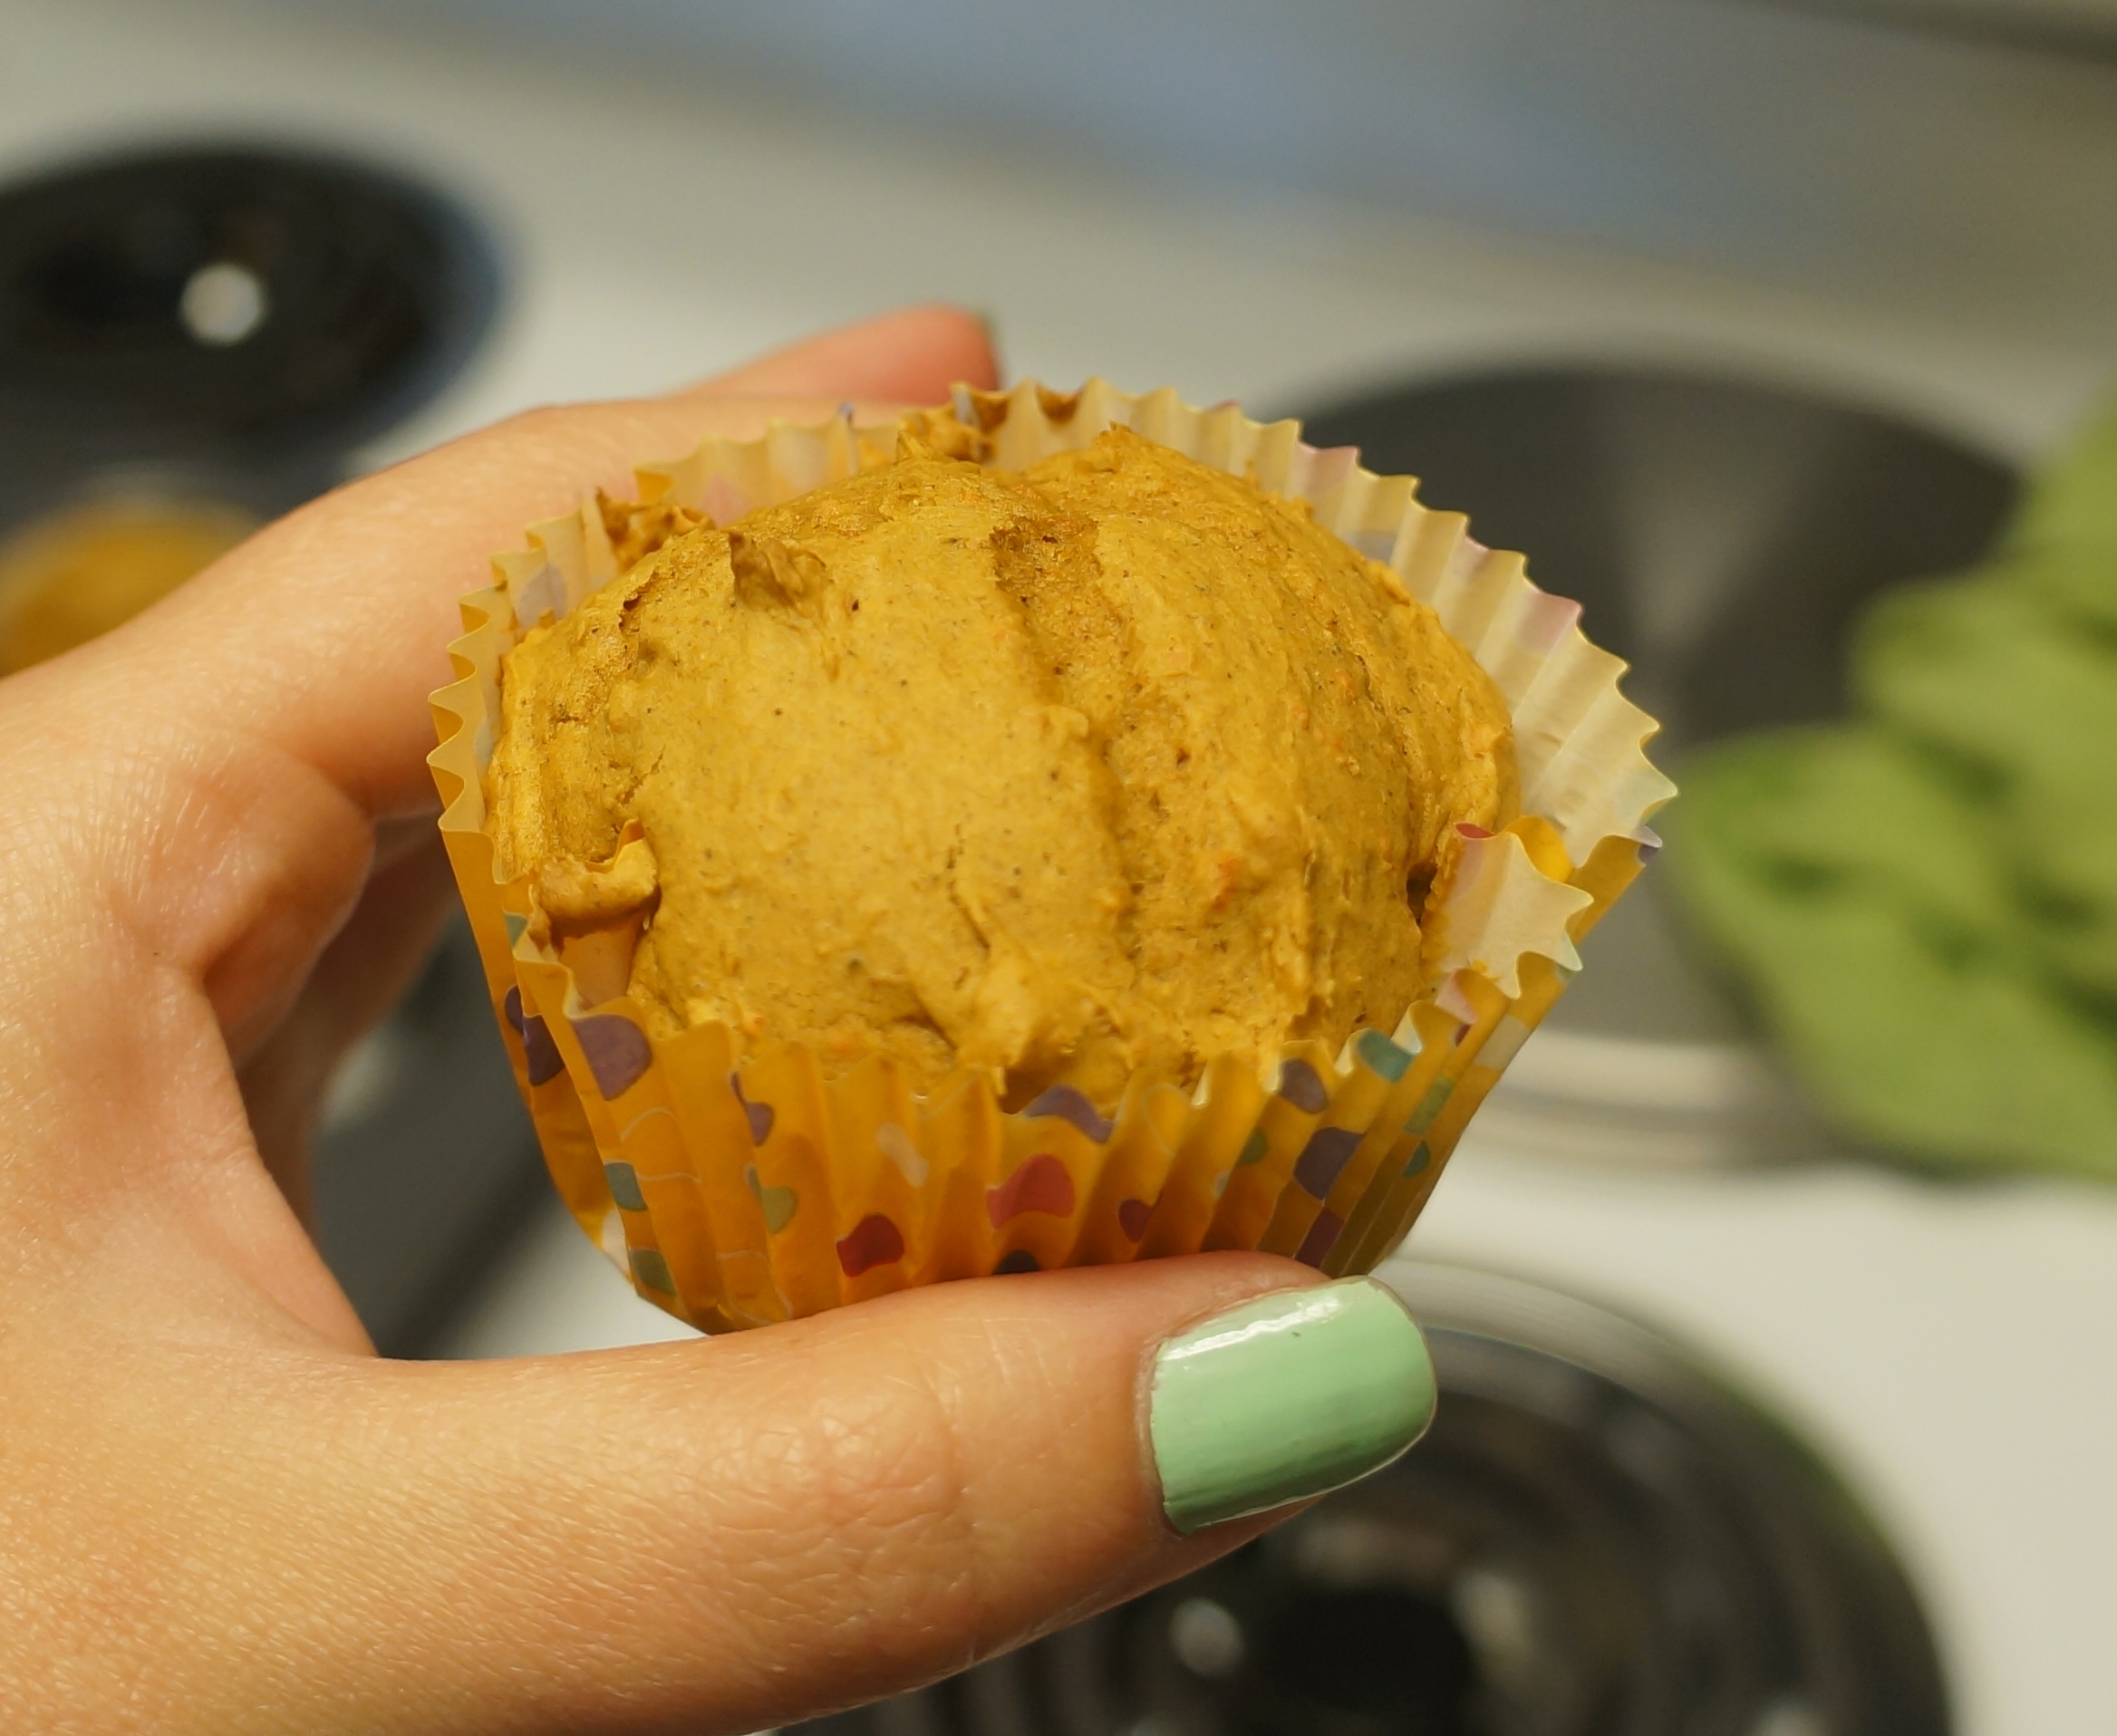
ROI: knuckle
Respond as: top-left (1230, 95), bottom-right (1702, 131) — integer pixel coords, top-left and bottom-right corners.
top-left (705, 1329), bottom-right (992, 1647)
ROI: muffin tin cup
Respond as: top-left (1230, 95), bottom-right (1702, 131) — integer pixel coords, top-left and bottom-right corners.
top-left (428, 380), bottom-right (1673, 1333)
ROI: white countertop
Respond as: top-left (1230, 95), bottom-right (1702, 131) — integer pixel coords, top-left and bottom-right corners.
top-left (7, 3), bottom-right (2116, 1730)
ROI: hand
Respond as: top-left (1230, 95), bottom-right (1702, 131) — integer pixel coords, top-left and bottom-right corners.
top-left (0, 307), bottom-right (1432, 1734)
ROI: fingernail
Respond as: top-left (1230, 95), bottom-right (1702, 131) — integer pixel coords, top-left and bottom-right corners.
top-left (1149, 1278), bottom-right (1435, 1534)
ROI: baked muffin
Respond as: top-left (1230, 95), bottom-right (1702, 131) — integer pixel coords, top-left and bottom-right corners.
top-left (486, 421), bottom-right (1517, 1105)
top-left (433, 381), bottom-right (1676, 1326)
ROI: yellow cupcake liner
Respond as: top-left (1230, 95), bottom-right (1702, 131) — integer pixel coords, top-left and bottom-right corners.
top-left (428, 380), bottom-right (1674, 1332)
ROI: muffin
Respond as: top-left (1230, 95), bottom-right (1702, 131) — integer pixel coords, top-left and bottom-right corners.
top-left (431, 381), bottom-right (1669, 1328)
top-left (486, 423), bottom-right (1517, 1107)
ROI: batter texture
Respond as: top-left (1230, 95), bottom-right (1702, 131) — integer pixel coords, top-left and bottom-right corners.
top-left (488, 425), bottom-right (1517, 1103)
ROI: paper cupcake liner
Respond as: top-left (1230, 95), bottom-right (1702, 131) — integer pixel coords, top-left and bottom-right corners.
top-left (428, 380), bottom-right (1673, 1332)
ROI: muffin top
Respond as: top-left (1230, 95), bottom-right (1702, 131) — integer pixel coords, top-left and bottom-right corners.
top-left (487, 422), bottom-right (1517, 1103)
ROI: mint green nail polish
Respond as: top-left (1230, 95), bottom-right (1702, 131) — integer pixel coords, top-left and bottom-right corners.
top-left (1149, 1278), bottom-right (1435, 1534)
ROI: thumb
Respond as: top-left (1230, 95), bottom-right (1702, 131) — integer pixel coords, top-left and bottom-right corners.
top-left (168, 1260), bottom-right (1433, 1734)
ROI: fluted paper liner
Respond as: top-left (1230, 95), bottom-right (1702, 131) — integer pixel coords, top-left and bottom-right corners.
top-left (429, 380), bottom-right (1673, 1332)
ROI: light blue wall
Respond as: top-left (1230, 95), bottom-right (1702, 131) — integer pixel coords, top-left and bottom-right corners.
top-left (310, 0), bottom-right (2117, 326)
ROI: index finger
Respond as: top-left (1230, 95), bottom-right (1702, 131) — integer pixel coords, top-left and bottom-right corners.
top-left (122, 304), bottom-right (1000, 820)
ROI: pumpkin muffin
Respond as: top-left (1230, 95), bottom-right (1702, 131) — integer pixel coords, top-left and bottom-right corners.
top-left (486, 423), bottom-right (1517, 1104)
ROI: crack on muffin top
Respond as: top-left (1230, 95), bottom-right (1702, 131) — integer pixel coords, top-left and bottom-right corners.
top-left (487, 423), bottom-right (1517, 1102)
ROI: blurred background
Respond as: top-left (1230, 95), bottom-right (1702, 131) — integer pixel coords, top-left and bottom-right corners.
top-left (4, 2), bottom-right (2115, 1732)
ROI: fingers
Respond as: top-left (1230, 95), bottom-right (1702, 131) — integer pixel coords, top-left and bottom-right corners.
top-left (235, 830), bottom-right (455, 1233)
top-left (695, 302), bottom-right (999, 400)
top-left (95, 1260), bottom-right (1432, 1736)
top-left (0, 306), bottom-right (993, 1282)
top-left (24, 303), bottom-right (991, 839)
top-left (153, 302), bottom-right (997, 823)
top-left (0, 306), bottom-right (995, 1059)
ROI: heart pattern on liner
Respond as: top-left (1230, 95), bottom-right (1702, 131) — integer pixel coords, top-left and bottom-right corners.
top-left (502, 986), bottom-right (564, 1086)
top-left (836, 1213), bottom-right (905, 1277)
top-left (986, 1153), bottom-right (1076, 1228)
top-left (571, 1012), bottom-right (652, 1098)
top-left (745, 1163), bottom-right (798, 1233)
top-left (730, 1072), bottom-right (775, 1145)
top-left (875, 1121), bottom-right (929, 1186)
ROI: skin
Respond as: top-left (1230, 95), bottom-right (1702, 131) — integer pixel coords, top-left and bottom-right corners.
top-left (0, 307), bottom-right (1320, 1735)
